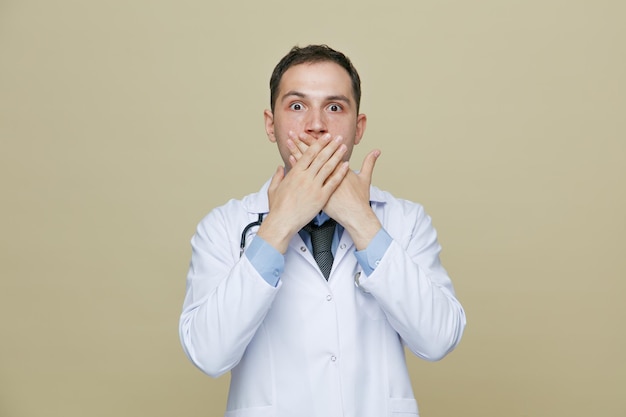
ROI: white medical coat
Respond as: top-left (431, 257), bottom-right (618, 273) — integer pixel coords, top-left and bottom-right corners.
top-left (180, 180), bottom-right (466, 417)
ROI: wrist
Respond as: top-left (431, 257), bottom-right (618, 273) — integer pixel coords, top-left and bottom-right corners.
top-left (342, 210), bottom-right (381, 250)
top-left (256, 213), bottom-right (298, 254)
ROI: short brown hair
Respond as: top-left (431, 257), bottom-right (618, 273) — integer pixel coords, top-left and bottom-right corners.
top-left (269, 45), bottom-right (362, 113)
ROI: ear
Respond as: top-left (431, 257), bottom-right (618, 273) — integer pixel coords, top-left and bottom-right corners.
top-left (264, 109), bottom-right (276, 143)
top-left (354, 113), bottom-right (367, 145)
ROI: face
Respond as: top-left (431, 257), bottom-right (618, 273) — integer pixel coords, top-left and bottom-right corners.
top-left (264, 61), bottom-right (367, 168)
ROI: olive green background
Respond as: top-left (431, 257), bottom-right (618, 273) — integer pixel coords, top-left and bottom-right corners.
top-left (1, 1), bottom-right (624, 416)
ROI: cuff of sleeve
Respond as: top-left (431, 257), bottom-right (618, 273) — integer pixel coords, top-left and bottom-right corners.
top-left (245, 235), bottom-right (284, 287)
top-left (354, 228), bottom-right (392, 276)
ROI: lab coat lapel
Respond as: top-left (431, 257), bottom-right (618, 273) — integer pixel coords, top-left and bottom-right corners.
top-left (286, 228), bottom-right (356, 284)
top-left (332, 230), bottom-right (354, 268)
top-left (287, 233), bottom-right (318, 270)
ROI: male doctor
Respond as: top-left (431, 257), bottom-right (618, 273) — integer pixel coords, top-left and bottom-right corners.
top-left (179, 45), bottom-right (466, 417)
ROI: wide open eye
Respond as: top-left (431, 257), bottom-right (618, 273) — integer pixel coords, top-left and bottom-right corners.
top-left (289, 102), bottom-right (304, 111)
top-left (328, 104), bottom-right (342, 112)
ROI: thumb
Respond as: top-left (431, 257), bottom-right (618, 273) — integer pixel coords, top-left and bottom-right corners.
top-left (358, 149), bottom-right (381, 182)
top-left (268, 165), bottom-right (285, 192)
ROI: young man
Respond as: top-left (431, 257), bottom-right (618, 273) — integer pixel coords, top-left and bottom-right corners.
top-left (179, 45), bottom-right (466, 417)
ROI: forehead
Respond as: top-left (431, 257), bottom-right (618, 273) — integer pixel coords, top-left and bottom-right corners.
top-left (278, 61), bottom-right (354, 101)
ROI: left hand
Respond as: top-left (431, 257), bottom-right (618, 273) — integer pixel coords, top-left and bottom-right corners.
top-left (287, 132), bottom-right (383, 249)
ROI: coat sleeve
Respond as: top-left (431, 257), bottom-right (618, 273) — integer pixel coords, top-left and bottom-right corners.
top-left (178, 205), bottom-right (280, 377)
top-left (358, 201), bottom-right (466, 361)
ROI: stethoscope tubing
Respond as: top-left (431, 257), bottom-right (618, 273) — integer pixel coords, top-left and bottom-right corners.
top-left (239, 213), bottom-right (265, 257)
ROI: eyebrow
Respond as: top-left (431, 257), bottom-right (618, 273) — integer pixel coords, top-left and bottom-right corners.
top-left (281, 90), bottom-right (352, 106)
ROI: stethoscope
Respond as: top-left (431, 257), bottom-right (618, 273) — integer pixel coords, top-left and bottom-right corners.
top-left (239, 213), bottom-right (265, 257)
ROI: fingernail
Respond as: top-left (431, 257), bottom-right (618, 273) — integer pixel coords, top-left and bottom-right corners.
top-left (334, 135), bottom-right (343, 143)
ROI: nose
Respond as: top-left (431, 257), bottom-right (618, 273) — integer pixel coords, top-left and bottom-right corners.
top-left (304, 108), bottom-right (328, 138)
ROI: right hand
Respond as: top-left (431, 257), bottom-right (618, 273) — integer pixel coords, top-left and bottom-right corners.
top-left (256, 134), bottom-right (350, 253)
top-left (286, 132), bottom-right (383, 250)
